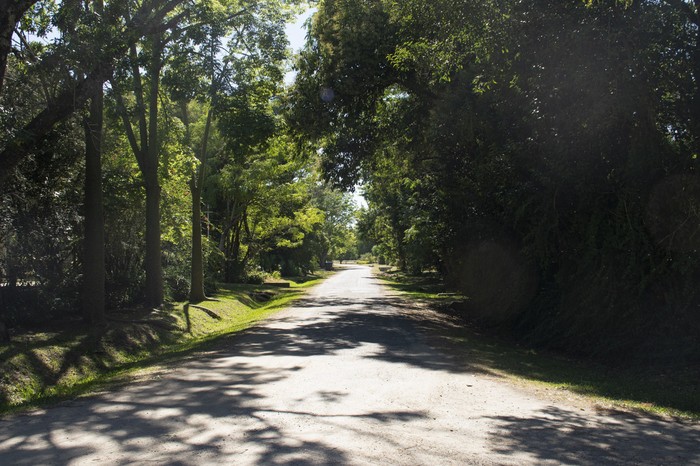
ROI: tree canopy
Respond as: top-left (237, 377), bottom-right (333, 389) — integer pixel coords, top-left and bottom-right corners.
top-left (2, 0), bottom-right (700, 363)
top-left (0, 0), bottom-right (358, 328)
top-left (290, 0), bottom-right (700, 358)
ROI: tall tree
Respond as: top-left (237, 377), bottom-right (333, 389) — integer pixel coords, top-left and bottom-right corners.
top-left (662, 0), bottom-right (700, 154)
top-left (112, 32), bottom-right (169, 306)
top-left (290, 0), bottom-right (700, 357)
top-left (82, 79), bottom-right (106, 324)
top-left (167, 0), bottom-right (296, 299)
top-left (56, 0), bottom-right (109, 325)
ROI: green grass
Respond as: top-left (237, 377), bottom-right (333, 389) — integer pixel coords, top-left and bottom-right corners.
top-left (0, 278), bottom-right (324, 415)
top-left (379, 269), bottom-right (700, 421)
top-left (448, 333), bottom-right (700, 420)
top-left (285, 270), bottom-right (332, 289)
top-left (379, 269), bottom-right (460, 300)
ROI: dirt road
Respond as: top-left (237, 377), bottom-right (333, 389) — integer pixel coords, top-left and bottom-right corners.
top-left (1, 265), bottom-right (698, 465)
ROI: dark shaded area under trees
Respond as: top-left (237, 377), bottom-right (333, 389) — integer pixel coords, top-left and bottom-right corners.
top-left (289, 0), bottom-right (700, 363)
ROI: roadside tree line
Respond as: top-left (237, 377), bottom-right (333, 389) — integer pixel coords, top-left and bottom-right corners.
top-left (0, 0), bottom-right (357, 329)
top-left (289, 0), bottom-right (700, 359)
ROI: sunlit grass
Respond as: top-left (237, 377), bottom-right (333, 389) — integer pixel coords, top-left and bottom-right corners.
top-left (286, 270), bottom-right (333, 289)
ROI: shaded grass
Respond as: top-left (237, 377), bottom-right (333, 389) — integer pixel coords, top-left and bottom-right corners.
top-left (379, 269), bottom-right (459, 300)
top-left (448, 332), bottom-right (700, 421)
top-left (0, 279), bottom-right (320, 415)
top-left (379, 270), bottom-right (700, 421)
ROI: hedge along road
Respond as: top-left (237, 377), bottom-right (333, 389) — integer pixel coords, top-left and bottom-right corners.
top-left (1, 265), bottom-right (699, 465)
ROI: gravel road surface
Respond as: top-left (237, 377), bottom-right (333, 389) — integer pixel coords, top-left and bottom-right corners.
top-left (1, 265), bottom-right (698, 465)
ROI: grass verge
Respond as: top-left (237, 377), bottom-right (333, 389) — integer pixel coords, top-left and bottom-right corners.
top-left (379, 269), bottom-right (700, 422)
top-left (0, 274), bottom-right (328, 415)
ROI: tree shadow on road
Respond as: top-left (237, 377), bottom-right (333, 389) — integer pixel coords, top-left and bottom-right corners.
top-left (3, 275), bottom-right (699, 465)
top-left (0, 351), bottom-right (427, 464)
top-left (225, 294), bottom-right (492, 376)
top-left (486, 405), bottom-right (700, 465)
top-left (0, 288), bottom-right (485, 464)
top-left (0, 288), bottom-right (473, 465)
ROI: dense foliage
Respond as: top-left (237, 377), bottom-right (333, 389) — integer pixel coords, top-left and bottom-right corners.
top-left (290, 0), bottom-right (700, 360)
top-left (0, 0), bottom-right (357, 328)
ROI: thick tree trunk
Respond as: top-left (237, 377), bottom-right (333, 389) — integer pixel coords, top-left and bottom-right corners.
top-left (143, 36), bottom-right (164, 307)
top-left (82, 82), bottom-right (106, 325)
top-left (144, 176), bottom-right (163, 306)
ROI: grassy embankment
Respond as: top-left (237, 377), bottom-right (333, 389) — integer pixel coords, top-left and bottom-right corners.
top-left (378, 268), bottom-right (700, 421)
top-left (0, 274), bottom-right (328, 415)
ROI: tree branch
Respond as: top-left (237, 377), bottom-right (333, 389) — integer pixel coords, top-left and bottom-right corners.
top-left (129, 43), bottom-right (150, 157)
top-left (0, 65), bottom-right (112, 180)
top-left (111, 78), bottom-right (145, 172)
top-left (0, 0), bottom-right (188, 181)
top-left (0, 0), bottom-right (40, 93)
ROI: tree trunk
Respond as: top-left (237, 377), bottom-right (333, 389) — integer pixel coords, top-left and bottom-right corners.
top-left (144, 173), bottom-right (163, 306)
top-left (143, 35), bottom-right (164, 307)
top-left (189, 178), bottom-right (205, 302)
top-left (189, 107), bottom-right (213, 302)
top-left (190, 36), bottom-right (219, 300)
top-left (82, 81), bottom-right (106, 325)
top-left (223, 213), bottom-right (245, 282)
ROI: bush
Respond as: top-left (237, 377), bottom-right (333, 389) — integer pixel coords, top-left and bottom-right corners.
top-left (358, 253), bottom-right (374, 264)
top-left (243, 267), bottom-right (267, 285)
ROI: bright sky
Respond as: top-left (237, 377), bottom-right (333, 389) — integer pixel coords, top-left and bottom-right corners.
top-left (286, 8), bottom-right (315, 52)
top-left (284, 8), bottom-right (315, 85)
